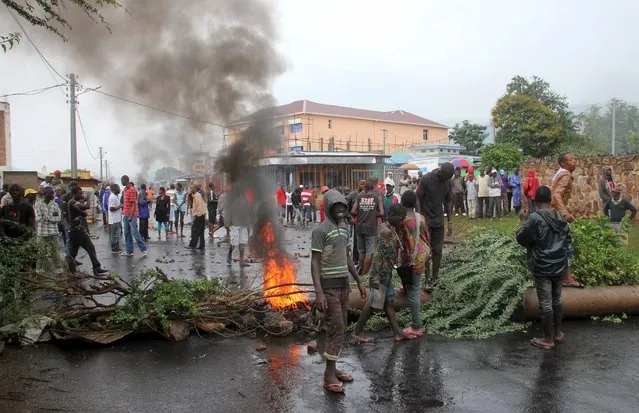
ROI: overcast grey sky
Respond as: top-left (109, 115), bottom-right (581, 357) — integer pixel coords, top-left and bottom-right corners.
top-left (1, 0), bottom-right (638, 178)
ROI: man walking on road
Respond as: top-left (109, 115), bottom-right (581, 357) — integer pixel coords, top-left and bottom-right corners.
top-left (120, 175), bottom-right (148, 257)
top-left (207, 183), bottom-right (219, 238)
top-left (550, 153), bottom-right (582, 288)
top-left (417, 162), bottom-right (454, 289)
top-left (351, 179), bottom-right (384, 276)
top-left (188, 185), bottom-right (207, 250)
top-left (35, 187), bottom-right (62, 271)
top-left (66, 186), bottom-right (109, 275)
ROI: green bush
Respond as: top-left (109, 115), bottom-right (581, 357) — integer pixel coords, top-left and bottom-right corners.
top-left (570, 215), bottom-right (639, 286)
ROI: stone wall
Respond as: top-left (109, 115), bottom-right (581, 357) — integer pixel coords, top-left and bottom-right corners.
top-left (521, 155), bottom-right (639, 217)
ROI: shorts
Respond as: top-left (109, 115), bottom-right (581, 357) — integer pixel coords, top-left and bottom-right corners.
top-left (218, 215), bottom-right (226, 228)
top-left (230, 226), bottom-right (249, 246)
top-left (356, 233), bottom-right (377, 255)
top-left (368, 284), bottom-right (396, 305)
top-left (157, 221), bottom-right (169, 231)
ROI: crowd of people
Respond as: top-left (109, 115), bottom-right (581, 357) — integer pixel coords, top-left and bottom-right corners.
top-left (308, 153), bottom-right (638, 393)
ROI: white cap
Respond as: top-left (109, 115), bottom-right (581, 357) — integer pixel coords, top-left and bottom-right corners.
top-left (384, 177), bottom-right (395, 186)
top-left (299, 185), bottom-right (304, 188)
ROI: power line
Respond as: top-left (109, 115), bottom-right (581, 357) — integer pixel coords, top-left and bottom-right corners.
top-left (1, 83), bottom-right (66, 98)
top-left (6, 9), bottom-right (66, 82)
top-left (76, 107), bottom-right (99, 160)
top-left (89, 89), bottom-right (226, 128)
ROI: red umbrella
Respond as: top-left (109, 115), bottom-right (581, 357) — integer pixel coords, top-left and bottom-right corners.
top-left (452, 158), bottom-right (470, 168)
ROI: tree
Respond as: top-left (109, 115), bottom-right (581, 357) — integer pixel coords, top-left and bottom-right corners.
top-left (2, 0), bottom-right (121, 40)
top-left (492, 94), bottom-right (564, 158)
top-left (576, 100), bottom-right (639, 154)
top-left (153, 167), bottom-right (182, 182)
top-left (480, 143), bottom-right (522, 170)
top-left (492, 75), bottom-right (576, 158)
top-left (1, 32), bottom-right (20, 53)
top-left (448, 121), bottom-right (487, 156)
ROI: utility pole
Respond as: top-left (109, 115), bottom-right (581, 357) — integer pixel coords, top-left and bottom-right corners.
top-left (99, 146), bottom-right (104, 181)
top-left (612, 98), bottom-right (617, 155)
top-left (381, 129), bottom-right (388, 154)
top-left (68, 73), bottom-right (78, 179)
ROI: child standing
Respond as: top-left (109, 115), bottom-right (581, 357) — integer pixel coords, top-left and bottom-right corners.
top-left (311, 189), bottom-right (367, 394)
top-left (516, 186), bottom-right (570, 349)
top-left (352, 204), bottom-right (417, 343)
top-left (603, 186), bottom-right (636, 245)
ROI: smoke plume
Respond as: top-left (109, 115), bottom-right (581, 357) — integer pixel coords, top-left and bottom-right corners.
top-left (42, 0), bottom-right (285, 177)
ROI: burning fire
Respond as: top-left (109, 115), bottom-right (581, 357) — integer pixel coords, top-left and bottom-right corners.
top-left (260, 222), bottom-right (310, 310)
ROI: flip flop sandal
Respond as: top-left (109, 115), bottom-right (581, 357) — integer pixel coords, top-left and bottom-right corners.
top-left (530, 338), bottom-right (555, 349)
top-left (395, 334), bottom-right (417, 342)
top-left (554, 333), bottom-right (566, 344)
top-left (323, 383), bottom-right (345, 393)
top-left (336, 373), bottom-right (354, 382)
top-left (352, 335), bottom-right (373, 344)
top-left (563, 281), bottom-right (584, 288)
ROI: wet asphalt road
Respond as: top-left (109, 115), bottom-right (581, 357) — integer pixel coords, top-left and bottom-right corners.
top-left (83, 219), bottom-right (315, 287)
top-left (1, 221), bottom-right (639, 412)
top-left (1, 319), bottom-right (638, 412)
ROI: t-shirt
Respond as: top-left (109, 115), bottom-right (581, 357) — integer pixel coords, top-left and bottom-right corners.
top-left (108, 193), bottom-right (122, 224)
top-left (417, 170), bottom-right (452, 229)
top-left (0, 202), bottom-right (35, 238)
top-left (155, 196), bottom-right (171, 222)
top-left (285, 192), bottom-right (292, 206)
top-left (311, 218), bottom-right (350, 289)
top-left (403, 211), bottom-right (430, 275)
top-left (122, 184), bottom-right (138, 217)
top-left (301, 189), bottom-right (312, 206)
top-left (353, 191), bottom-right (381, 235)
top-left (175, 191), bottom-right (188, 213)
top-left (68, 199), bottom-right (89, 232)
top-left (369, 223), bottom-right (401, 288)
top-left (466, 179), bottom-right (479, 200)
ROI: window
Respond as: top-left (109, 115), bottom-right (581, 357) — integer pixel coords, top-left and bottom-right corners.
top-left (422, 128), bottom-right (429, 141)
top-left (328, 119), bottom-right (332, 129)
top-left (290, 123), bottom-right (302, 134)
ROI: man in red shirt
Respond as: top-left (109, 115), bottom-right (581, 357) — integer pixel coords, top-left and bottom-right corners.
top-left (301, 185), bottom-right (313, 228)
top-left (276, 185), bottom-right (286, 224)
top-left (120, 175), bottom-right (148, 257)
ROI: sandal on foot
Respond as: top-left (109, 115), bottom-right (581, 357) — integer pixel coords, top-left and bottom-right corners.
top-left (530, 338), bottom-right (555, 349)
top-left (351, 334), bottom-right (373, 344)
top-left (336, 373), bottom-right (354, 382)
top-left (403, 327), bottom-right (424, 337)
top-left (323, 383), bottom-right (344, 393)
top-left (395, 334), bottom-right (417, 342)
top-left (554, 333), bottom-right (566, 344)
top-left (563, 281), bottom-right (584, 288)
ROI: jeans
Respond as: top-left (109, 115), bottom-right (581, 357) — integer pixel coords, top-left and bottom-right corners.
top-left (286, 205), bottom-right (294, 223)
top-left (534, 276), bottom-right (563, 314)
top-left (477, 197), bottom-right (488, 218)
top-left (175, 210), bottom-right (185, 229)
top-left (189, 215), bottom-right (206, 248)
top-left (404, 273), bottom-right (422, 329)
top-left (467, 198), bottom-right (478, 219)
top-left (67, 230), bottom-right (102, 271)
top-left (302, 205), bottom-right (312, 222)
top-left (310, 205), bottom-right (317, 222)
top-left (489, 196), bottom-right (502, 218)
top-left (109, 222), bottom-right (122, 252)
top-left (122, 216), bottom-right (147, 254)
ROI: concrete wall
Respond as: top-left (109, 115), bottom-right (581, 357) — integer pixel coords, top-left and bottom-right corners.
top-left (521, 155), bottom-right (639, 217)
top-left (0, 102), bottom-right (13, 186)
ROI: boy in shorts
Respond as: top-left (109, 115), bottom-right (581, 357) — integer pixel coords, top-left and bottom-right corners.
top-left (311, 189), bottom-right (367, 393)
top-left (352, 204), bottom-right (417, 343)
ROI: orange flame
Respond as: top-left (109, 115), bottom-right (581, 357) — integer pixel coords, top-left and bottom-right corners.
top-left (261, 222), bottom-right (309, 310)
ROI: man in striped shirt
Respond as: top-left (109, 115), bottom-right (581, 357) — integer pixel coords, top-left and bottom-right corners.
top-left (120, 175), bottom-right (148, 257)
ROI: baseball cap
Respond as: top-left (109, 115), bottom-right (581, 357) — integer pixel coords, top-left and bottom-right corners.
top-left (491, 168), bottom-right (498, 174)
top-left (321, 185), bottom-right (329, 193)
top-left (53, 170), bottom-right (61, 175)
top-left (384, 177), bottom-right (395, 186)
top-left (24, 188), bottom-right (38, 196)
